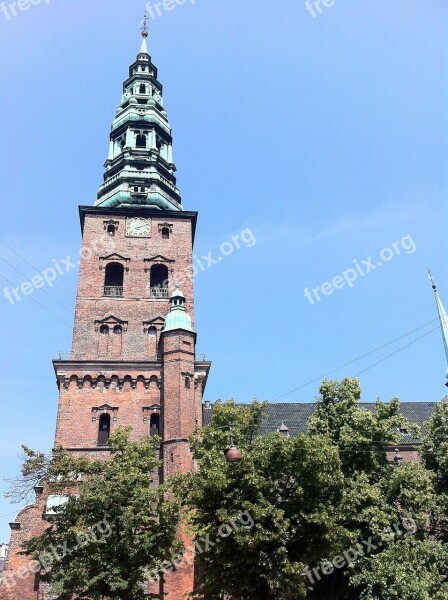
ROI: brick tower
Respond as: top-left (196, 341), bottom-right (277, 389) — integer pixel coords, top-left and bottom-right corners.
top-left (1, 26), bottom-right (211, 600)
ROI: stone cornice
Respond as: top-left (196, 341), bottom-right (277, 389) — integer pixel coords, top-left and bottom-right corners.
top-left (53, 359), bottom-right (162, 370)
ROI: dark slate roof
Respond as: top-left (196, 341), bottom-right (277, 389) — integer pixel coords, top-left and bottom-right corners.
top-left (202, 402), bottom-right (439, 446)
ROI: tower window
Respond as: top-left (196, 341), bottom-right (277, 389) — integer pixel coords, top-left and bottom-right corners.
top-left (139, 84), bottom-right (146, 94)
top-left (104, 263), bottom-right (124, 297)
top-left (148, 326), bottom-right (157, 336)
top-left (100, 325), bottom-right (109, 335)
top-left (113, 325), bottom-right (122, 335)
top-left (136, 134), bottom-right (147, 148)
top-left (150, 265), bottom-right (169, 298)
top-left (161, 227), bottom-right (170, 239)
top-left (98, 414), bottom-right (111, 446)
top-left (107, 224), bottom-right (116, 236)
top-left (150, 413), bottom-right (160, 437)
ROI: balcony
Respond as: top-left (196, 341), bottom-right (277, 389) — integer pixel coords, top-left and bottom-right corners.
top-left (150, 287), bottom-right (169, 299)
top-left (104, 286), bottom-right (123, 297)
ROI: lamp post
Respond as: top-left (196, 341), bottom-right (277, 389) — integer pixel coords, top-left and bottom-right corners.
top-left (216, 425), bottom-right (244, 463)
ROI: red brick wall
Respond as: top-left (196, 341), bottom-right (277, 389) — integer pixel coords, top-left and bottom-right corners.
top-left (71, 210), bottom-right (195, 361)
top-left (53, 364), bottom-right (163, 449)
top-left (161, 329), bottom-right (201, 598)
top-left (0, 486), bottom-right (50, 600)
top-left (386, 447), bottom-right (421, 463)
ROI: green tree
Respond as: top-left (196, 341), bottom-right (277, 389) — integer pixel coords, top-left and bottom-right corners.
top-left (20, 429), bottom-right (181, 600)
top-left (308, 379), bottom-right (436, 599)
top-left (307, 378), bottom-right (415, 477)
top-left (421, 396), bottom-right (448, 542)
top-left (422, 396), bottom-right (448, 484)
top-left (350, 537), bottom-right (448, 600)
top-left (183, 381), bottom-right (440, 600)
top-left (183, 400), bottom-right (346, 600)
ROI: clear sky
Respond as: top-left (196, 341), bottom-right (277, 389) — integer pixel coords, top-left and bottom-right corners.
top-left (0, 0), bottom-right (447, 541)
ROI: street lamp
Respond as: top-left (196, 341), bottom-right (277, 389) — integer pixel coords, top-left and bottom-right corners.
top-left (216, 425), bottom-right (244, 463)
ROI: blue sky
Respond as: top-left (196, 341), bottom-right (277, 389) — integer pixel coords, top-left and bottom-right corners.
top-left (0, 0), bottom-right (447, 540)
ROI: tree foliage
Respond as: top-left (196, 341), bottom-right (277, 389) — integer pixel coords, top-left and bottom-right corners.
top-left (183, 379), bottom-right (443, 600)
top-left (350, 537), bottom-right (448, 600)
top-left (183, 400), bottom-right (345, 599)
top-left (21, 429), bottom-right (181, 600)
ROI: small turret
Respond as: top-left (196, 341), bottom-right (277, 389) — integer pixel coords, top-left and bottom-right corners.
top-left (163, 285), bottom-right (194, 333)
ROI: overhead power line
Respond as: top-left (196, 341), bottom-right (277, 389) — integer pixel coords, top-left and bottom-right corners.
top-left (272, 319), bottom-right (440, 402)
top-left (0, 272), bottom-right (72, 329)
top-left (0, 239), bottom-right (74, 300)
top-left (0, 255), bottom-right (73, 314)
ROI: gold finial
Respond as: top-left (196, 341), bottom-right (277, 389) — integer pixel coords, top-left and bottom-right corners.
top-left (428, 269), bottom-right (437, 291)
top-left (141, 11), bottom-right (149, 38)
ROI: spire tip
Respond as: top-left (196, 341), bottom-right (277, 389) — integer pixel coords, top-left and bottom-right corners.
top-left (141, 11), bottom-right (149, 39)
top-left (428, 269), bottom-right (437, 292)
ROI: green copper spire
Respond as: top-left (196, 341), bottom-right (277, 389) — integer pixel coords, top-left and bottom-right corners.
top-left (429, 271), bottom-right (448, 385)
top-left (163, 285), bottom-right (194, 333)
top-left (95, 22), bottom-right (182, 211)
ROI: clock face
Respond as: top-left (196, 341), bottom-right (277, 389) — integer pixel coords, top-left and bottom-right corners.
top-left (125, 217), bottom-right (152, 237)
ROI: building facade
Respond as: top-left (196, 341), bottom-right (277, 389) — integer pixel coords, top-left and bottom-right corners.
top-left (0, 29), bottom-right (210, 600)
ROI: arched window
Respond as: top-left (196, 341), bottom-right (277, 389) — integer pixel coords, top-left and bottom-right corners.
top-left (113, 325), bottom-right (122, 335)
top-left (107, 224), bottom-right (116, 236)
top-left (139, 84), bottom-right (146, 94)
top-left (150, 413), bottom-right (160, 437)
top-left (98, 414), bottom-right (111, 446)
top-left (150, 265), bottom-right (168, 298)
top-left (104, 263), bottom-right (124, 297)
top-left (161, 227), bottom-right (170, 240)
top-left (100, 325), bottom-right (109, 335)
top-left (136, 134), bottom-right (147, 148)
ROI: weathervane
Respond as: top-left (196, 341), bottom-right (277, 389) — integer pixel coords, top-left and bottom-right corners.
top-left (141, 11), bottom-right (149, 38)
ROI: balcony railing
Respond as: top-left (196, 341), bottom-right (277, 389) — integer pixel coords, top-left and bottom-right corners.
top-left (150, 287), bottom-right (169, 299)
top-left (104, 286), bottom-right (123, 297)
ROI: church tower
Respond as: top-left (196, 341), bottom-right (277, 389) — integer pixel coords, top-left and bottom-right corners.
top-left (1, 26), bottom-right (210, 600)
